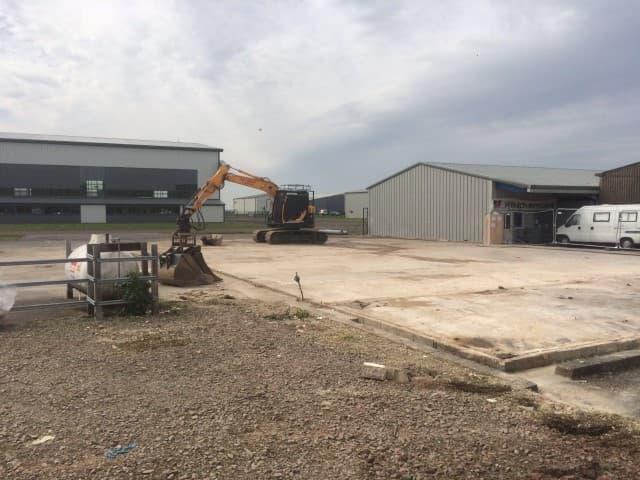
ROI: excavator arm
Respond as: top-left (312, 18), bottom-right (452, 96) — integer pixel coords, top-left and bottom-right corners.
top-left (178, 162), bottom-right (279, 232)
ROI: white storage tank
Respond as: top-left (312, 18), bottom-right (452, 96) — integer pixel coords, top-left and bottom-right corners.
top-left (65, 234), bottom-right (140, 300)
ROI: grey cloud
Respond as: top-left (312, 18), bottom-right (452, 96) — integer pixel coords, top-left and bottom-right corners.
top-left (279, 1), bottom-right (640, 194)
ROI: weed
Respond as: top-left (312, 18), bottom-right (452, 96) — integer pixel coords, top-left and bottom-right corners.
top-left (293, 308), bottom-right (310, 319)
top-left (119, 272), bottom-right (153, 316)
top-left (265, 307), bottom-right (311, 321)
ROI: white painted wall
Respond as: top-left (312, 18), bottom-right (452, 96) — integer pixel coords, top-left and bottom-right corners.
top-left (200, 205), bottom-right (224, 223)
top-left (81, 204), bottom-right (106, 223)
top-left (233, 194), bottom-right (270, 214)
top-left (344, 192), bottom-right (369, 219)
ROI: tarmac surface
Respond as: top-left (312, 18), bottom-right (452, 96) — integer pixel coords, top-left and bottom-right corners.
top-left (2, 233), bottom-right (640, 416)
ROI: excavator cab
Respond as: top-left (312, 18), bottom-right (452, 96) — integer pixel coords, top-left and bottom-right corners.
top-left (268, 190), bottom-right (315, 228)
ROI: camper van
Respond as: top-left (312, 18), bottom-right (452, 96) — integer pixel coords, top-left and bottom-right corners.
top-left (556, 204), bottom-right (640, 248)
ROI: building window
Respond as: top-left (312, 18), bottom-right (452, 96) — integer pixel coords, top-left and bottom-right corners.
top-left (86, 180), bottom-right (104, 197)
top-left (593, 212), bottom-right (610, 222)
top-left (620, 211), bottom-right (638, 222)
top-left (153, 190), bottom-right (168, 198)
top-left (504, 213), bottom-right (511, 230)
top-left (13, 187), bottom-right (32, 197)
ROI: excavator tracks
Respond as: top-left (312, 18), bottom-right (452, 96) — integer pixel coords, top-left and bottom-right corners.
top-left (253, 228), bottom-right (328, 245)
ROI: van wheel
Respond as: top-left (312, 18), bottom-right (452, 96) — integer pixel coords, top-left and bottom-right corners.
top-left (557, 235), bottom-right (569, 245)
top-left (620, 238), bottom-right (634, 249)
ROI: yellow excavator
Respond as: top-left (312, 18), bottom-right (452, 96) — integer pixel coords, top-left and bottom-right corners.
top-left (158, 162), bottom-right (328, 286)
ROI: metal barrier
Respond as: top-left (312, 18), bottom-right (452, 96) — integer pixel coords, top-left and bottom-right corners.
top-left (0, 240), bottom-right (159, 318)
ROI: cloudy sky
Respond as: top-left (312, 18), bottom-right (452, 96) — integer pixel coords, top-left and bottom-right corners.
top-left (1, 0), bottom-right (639, 202)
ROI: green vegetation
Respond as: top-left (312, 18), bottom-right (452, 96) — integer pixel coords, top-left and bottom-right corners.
top-left (265, 307), bottom-right (312, 321)
top-left (119, 271), bottom-right (154, 316)
top-left (0, 234), bottom-right (23, 241)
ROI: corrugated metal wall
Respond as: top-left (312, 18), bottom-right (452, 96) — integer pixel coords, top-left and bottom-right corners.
top-left (600, 164), bottom-right (640, 203)
top-left (369, 164), bottom-right (493, 242)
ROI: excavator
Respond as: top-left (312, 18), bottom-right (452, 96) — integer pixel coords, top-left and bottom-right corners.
top-left (158, 162), bottom-right (328, 286)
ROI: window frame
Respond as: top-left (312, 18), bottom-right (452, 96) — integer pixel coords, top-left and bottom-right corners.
top-left (85, 179), bottom-right (104, 197)
top-left (565, 214), bottom-right (581, 227)
top-left (153, 190), bottom-right (169, 199)
top-left (619, 211), bottom-right (638, 223)
top-left (593, 212), bottom-right (610, 223)
top-left (13, 187), bottom-right (32, 197)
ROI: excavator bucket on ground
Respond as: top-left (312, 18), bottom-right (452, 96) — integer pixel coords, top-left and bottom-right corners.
top-left (158, 234), bottom-right (221, 287)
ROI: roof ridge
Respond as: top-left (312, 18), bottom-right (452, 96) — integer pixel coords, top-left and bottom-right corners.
top-left (427, 161), bottom-right (599, 172)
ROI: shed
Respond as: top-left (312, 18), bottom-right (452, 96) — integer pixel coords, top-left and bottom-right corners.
top-left (597, 162), bottom-right (640, 204)
top-left (367, 162), bottom-right (599, 244)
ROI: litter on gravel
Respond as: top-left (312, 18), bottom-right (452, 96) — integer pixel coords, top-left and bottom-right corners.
top-left (106, 443), bottom-right (137, 458)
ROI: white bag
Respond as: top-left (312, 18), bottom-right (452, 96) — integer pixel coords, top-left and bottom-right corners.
top-left (0, 283), bottom-right (16, 317)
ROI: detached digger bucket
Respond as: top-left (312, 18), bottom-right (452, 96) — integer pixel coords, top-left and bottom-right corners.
top-left (158, 245), bottom-right (221, 287)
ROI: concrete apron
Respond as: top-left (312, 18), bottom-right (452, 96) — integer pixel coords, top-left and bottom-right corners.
top-left (219, 269), bottom-right (640, 372)
top-left (333, 305), bottom-right (640, 372)
top-left (206, 238), bottom-right (640, 374)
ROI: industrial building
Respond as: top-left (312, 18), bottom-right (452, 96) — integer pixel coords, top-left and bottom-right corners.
top-left (344, 191), bottom-right (369, 219)
top-left (0, 132), bottom-right (224, 224)
top-left (598, 161), bottom-right (640, 204)
top-left (232, 193), bottom-right (270, 215)
top-left (314, 193), bottom-right (344, 215)
top-left (368, 162), bottom-right (599, 244)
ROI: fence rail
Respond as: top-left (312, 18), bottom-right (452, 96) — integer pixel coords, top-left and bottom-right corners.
top-left (1, 239), bottom-right (159, 318)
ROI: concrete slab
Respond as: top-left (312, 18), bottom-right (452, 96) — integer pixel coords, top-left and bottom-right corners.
top-left (202, 237), bottom-right (640, 371)
top-left (555, 349), bottom-right (640, 379)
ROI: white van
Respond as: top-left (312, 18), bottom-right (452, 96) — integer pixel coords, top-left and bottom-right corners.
top-left (556, 204), bottom-right (640, 248)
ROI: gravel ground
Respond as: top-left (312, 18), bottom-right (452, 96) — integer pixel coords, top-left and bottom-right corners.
top-left (1, 289), bottom-right (639, 480)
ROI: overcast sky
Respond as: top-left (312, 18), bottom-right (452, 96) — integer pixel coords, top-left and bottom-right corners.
top-left (1, 0), bottom-right (639, 203)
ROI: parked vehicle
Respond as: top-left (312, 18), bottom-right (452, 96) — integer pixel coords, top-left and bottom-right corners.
top-left (556, 204), bottom-right (640, 248)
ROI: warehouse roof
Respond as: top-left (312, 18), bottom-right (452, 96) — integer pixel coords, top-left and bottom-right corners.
top-left (597, 161), bottom-right (640, 176)
top-left (0, 132), bottom-right (223, 152)
top-left (368, 162), bottom-right (600, 194)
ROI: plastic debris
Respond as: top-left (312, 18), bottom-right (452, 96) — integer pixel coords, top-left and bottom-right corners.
top-left (31, 435), bottom-right (55, 445)
top-left (107, 443), bottom-right (137, 458)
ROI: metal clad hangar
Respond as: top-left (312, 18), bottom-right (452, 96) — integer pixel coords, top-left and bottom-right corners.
top-left (368, 162), bottom-right (599, 244)
top-left (0, 133), bottom-right (224, 224)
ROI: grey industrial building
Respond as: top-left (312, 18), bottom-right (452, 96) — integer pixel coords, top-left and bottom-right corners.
top-left (0, 133), bottom-right (224, 224)
top-left (368, 162), bottom-right (599, 244)
top-left (232, 193), bottom-right (270, 215)
top-left (314, 193), bottom-right (344, 215)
